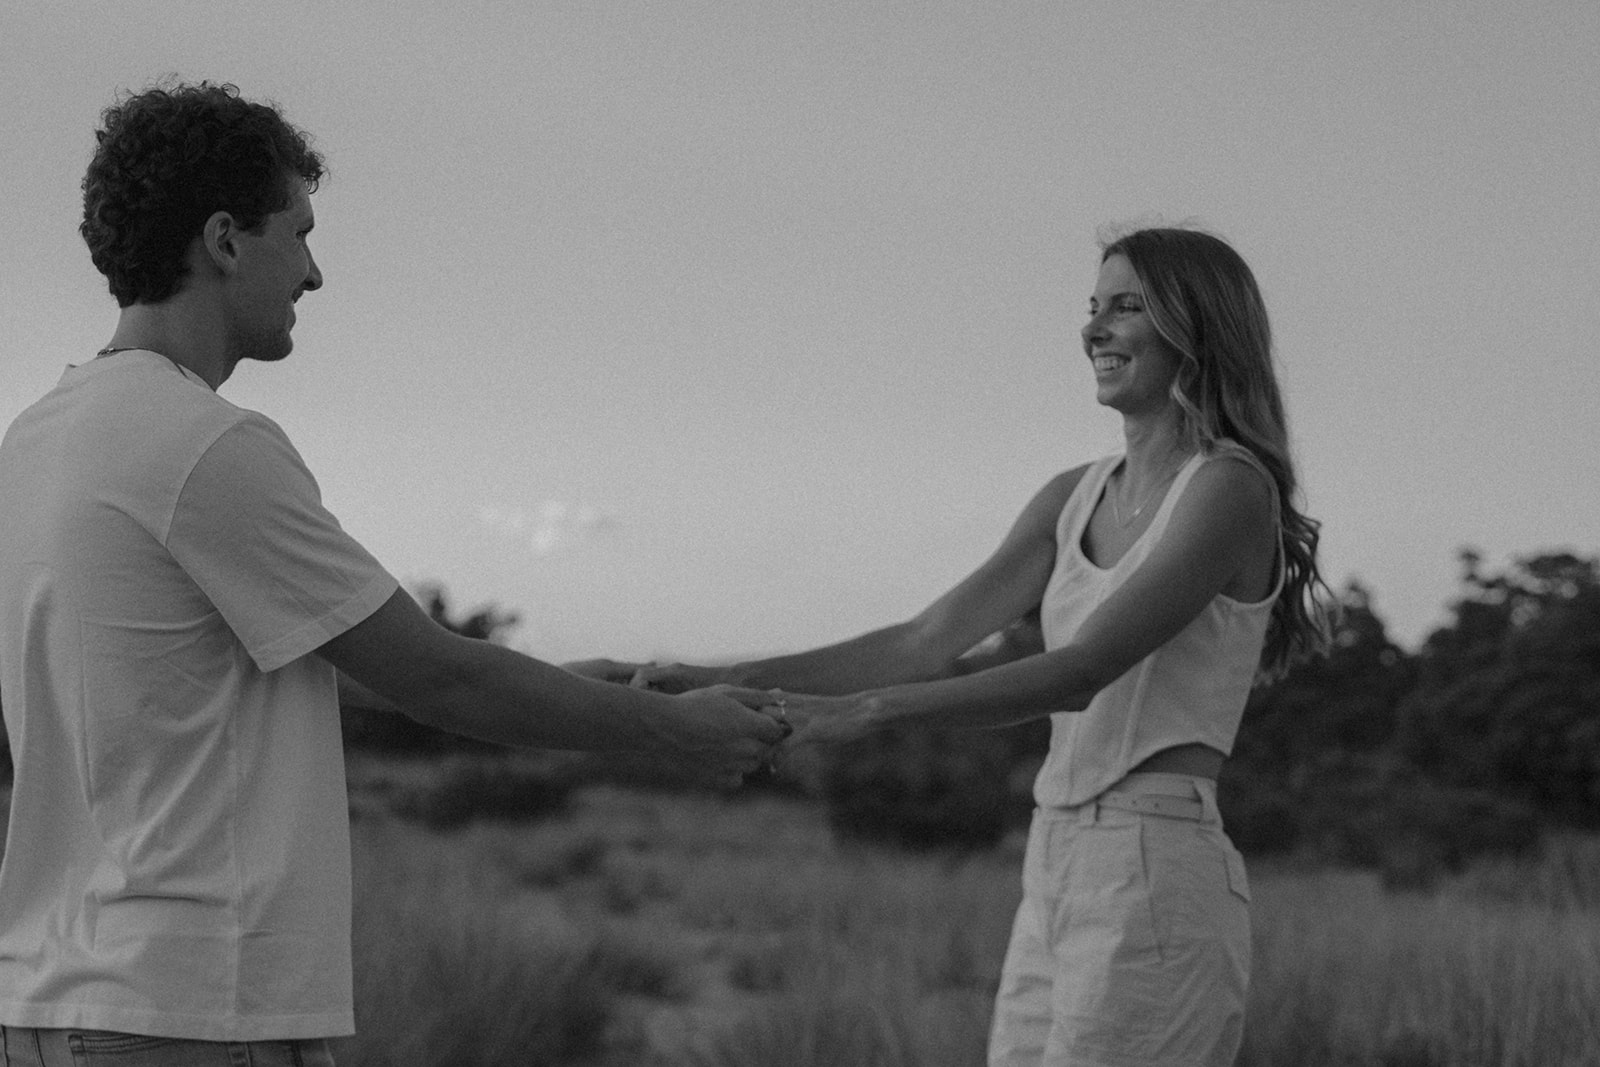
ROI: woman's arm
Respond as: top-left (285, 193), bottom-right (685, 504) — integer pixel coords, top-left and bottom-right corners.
top-left (786, 455), bottom-right (1276, 739)
top-left (634, 467), bottom-right (1087, 695)
top-left (945, 611), bottom-right (1045, 677)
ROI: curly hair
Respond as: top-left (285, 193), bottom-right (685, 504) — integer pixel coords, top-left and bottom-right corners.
top-left (81, 81), bottom-right (324, 307)
top-left (1100, 226), bottom-right (1334, 678)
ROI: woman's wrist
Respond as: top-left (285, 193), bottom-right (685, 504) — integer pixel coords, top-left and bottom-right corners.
top-left (722, 661), bottom-right (764, 689)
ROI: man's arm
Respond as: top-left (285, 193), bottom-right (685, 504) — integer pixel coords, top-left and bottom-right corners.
top-left (316, 589), bottom-right (785, 786)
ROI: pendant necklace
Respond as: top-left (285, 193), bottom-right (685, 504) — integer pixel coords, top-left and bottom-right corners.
top-left (1111, 459), bottom-right (1186, 527)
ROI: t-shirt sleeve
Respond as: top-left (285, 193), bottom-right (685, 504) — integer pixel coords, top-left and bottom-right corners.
top-left (166, 412), bottom-right (400, 673)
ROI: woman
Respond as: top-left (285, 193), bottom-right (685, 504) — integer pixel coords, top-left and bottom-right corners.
top-left (630, 226), bottom-right (1329, 1065)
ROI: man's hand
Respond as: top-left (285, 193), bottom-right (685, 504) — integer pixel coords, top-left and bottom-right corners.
top-left (659, 684), bottom-right (789, 788)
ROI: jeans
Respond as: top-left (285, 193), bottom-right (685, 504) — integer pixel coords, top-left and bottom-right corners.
top-left (0, 1028), bottom-right (335, 1067)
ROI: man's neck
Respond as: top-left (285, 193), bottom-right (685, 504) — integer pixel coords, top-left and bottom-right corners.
top-left (104, 300), bottom-right (233, 390)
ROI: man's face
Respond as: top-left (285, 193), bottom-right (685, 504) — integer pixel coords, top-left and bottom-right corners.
top-left (227, 176), bottom-right (322, 364)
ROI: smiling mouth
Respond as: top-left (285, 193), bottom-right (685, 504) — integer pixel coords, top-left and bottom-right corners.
top-left (1093, 355), bottom-right (1129, 373)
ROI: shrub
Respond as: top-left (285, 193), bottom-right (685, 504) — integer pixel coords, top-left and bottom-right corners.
top-left (393, 757), bottom-right (574, 830)
top-left (1302, 766), bottom-right (1541, 889)
top-left (819, 724), bottom-right (1011, 851)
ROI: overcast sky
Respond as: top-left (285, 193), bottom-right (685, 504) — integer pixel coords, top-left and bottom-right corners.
top-left (3, 1), bottom-right (1596, 663)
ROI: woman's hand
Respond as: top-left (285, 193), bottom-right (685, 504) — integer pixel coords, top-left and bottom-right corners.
top-left (769, 690), bottom-right (875, 748)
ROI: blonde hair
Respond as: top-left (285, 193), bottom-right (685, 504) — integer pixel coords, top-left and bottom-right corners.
top-left (1101, 226), bottom-right (1332, 676)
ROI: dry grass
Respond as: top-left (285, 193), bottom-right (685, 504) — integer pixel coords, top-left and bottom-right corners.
top-left (339, 771), bottom-right (1600, 1067)
top-left (1, 765), bottom-right (1592, 1066)
top-left (1243, 839), bottom-right (1600, 1067)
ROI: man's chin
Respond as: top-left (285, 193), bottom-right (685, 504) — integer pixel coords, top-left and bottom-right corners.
top-left (243, 337), bottom-right (294, 364)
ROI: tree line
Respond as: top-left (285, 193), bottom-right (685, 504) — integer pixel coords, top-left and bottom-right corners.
top-left (3, 552), bottom-right (1593, 883)
top-left (819, 548), bottom-right (1598, 884)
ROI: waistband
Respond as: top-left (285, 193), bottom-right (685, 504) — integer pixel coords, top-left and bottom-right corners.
top-left (1048, 772), bottom-right (1216, 823)
top-left (1, 1026), bottom-right (334, 1064)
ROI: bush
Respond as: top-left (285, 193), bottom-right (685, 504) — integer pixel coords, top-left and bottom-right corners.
top-left (1216, 773), bottom-right (1301, 856)
top-left (392, 757), bottom-right (575, 830)
top-left (820, 725), bottom-right (1012, 851)
top-left (1303, 766), bottom-right (1542, 889)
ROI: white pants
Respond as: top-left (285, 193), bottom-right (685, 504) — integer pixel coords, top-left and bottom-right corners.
top-left (988, 774), bottom-right (1251, 1067)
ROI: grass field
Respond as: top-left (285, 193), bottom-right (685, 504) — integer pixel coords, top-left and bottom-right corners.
top-left (335, 757), bottom-right (1600, 1067)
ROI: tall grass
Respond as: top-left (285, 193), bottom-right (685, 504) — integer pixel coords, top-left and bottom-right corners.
top-left (338, 775), bottom-right (1600, 1067)
top-left (334, 816), bottom-right (697, 1066)
top-left (1242, 839), bottom-right (1600, 1067)
top-left (1, 769), bottom-right (1590, 1066)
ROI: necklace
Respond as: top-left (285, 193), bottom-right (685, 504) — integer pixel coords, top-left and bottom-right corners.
top-left (96, 346), bottom-right (146, 358)
top-left (1110, 458), bottom-right (1187, 527)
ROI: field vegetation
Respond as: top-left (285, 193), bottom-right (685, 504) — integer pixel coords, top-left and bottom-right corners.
top-left (0, 552), bottom-right (1593, 1064)
top-left (333, 756), bottom-right (1600, 1067)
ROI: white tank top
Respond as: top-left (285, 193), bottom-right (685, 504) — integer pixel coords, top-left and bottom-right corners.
top-left (1033, 446), bottom-right (1281, 807)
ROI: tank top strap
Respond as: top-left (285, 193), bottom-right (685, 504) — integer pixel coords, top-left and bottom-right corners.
top-left (1055, 453), bottom-right (1123, 548)
top-left (1132, 450), bottom-right (1208, 549)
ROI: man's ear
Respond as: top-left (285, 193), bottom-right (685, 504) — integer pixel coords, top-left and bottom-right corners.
top-left (198, 210), bottom-right (242, 276)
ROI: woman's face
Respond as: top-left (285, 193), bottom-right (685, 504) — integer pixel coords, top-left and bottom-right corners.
top-left (1081, 254), bottom-right (1182, 415)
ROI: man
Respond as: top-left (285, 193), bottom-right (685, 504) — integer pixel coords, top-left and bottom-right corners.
top-left (0, 82), bottom-right (784, 1065)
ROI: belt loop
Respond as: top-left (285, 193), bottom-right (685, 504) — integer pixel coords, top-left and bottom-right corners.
top-left (1076, 799), bottom-right (1099, 826)
top-left (1196, 779), bottom-right (1220, 823)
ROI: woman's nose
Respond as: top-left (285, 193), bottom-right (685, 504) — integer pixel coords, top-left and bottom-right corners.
top-left (1082, 311), bottom-right (1108, 348)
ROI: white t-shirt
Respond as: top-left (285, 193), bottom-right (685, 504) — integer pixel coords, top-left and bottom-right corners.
top-left (0, 349), bottom-right (398, 1040)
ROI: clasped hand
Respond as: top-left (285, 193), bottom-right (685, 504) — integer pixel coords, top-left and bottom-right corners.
top-left (629, 663), bottom-right (860, 769)
top-left (561, 658), bottom-right (859, 781)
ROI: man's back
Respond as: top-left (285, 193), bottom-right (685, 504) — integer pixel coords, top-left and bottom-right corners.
top-left (0, 349), bottom-right (395, 1041)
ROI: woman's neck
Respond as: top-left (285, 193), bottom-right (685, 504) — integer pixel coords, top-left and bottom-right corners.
top-left (1120, 411), bottom-right (1190, 486)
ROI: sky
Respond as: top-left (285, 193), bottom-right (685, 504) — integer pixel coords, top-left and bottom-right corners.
top-left (3, 1), bottom-right (1597, 665)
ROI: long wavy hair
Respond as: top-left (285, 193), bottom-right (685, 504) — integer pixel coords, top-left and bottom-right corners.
top-left (1101, 226), bottom-right (1332, 676)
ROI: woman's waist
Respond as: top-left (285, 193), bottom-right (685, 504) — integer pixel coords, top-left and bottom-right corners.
top-left (1130, 742), bottom-right (1224, 779)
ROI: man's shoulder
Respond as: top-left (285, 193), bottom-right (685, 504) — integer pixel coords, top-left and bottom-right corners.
top-left (3, 356), bottom-right (266, 499)
top-left (87, 356), bottom-right (258, 450)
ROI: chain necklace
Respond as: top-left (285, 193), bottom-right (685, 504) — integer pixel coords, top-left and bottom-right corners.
top-left (96, 346), bottom-right (188, 377)
top-left (1110, 458), bottom-right (1187, 527)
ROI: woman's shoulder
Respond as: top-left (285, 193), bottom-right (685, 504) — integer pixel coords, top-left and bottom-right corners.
top-left (1199, 438), bottom-right (1267, 472)
top-left (1036, 458), bottom-right (1108, 509)
top-left (1010, 461), bottom-right (1101, 541)
top-left (1185, 442), bottom-right (1277, 528)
